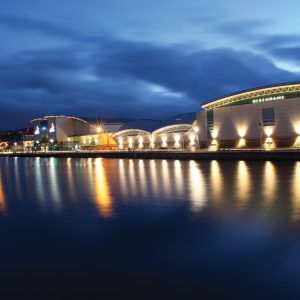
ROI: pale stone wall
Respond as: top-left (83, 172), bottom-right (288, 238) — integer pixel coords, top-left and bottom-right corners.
top-left (196, 97), bottom-right (300, 145)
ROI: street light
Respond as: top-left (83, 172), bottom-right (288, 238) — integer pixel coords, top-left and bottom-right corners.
top-left (96, 127), bottom-right (102, 134)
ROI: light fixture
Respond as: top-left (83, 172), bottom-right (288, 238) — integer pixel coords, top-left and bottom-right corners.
top-left (96, 127), bottom-right (102, 134)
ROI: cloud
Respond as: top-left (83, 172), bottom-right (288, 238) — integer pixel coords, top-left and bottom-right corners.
top-left (0, 14), bottom-right (79, 40)
top-left (94, 38), bottom-right (296, 99)
top-left (0, 14), bottom-right (298, 129)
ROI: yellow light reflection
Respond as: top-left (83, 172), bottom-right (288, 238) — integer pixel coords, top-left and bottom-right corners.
top-left (0, 167), bottom-right (7, 214)
top-left (210, 160), bottom-right (223, 204)
top-left (263, 161), bottom-right (277, 205)
top-left (292, 162), bottom-right (300, 222)
top-left (236, 161), bottom-right (251, 207)
top-left (94, 158), bottom-right (113, 217)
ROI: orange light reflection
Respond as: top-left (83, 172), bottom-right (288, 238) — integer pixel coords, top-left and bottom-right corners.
top-left (94, 158), bottom-right (113, 218)
top-left (0, 167), bottom-right (7, 214)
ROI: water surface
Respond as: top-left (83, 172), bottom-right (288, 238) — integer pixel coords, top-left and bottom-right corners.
top-left (0, 157), bottom-right (300, 299)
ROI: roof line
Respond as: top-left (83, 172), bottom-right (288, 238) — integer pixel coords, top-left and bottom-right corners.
top-left (31, 115), bottom-right (88, 124)
top-left (202, 81), bottom-right (300, 108)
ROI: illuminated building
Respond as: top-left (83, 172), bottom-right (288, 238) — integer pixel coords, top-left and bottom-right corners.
top-left (112, 113), bottom-right (198, 150)
top-left (197, 82), bottom-right (300, 149)
top-left (31, 116), bottom-right (125, 150)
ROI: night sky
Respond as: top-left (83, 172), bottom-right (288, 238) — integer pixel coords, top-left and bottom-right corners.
top-left (0, 0), bottom-right (300, 129)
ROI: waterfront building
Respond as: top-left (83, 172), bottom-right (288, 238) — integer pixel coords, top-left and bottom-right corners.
top-left (31, 115), bottom-right (125, 150)
top-left (112, 113), bottom-right (198, 150)
top-left (196, 82), bottom-right (300, 150)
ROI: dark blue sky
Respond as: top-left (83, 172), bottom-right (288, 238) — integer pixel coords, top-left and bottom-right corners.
top-left (0, 0), bottom-right (300, 129)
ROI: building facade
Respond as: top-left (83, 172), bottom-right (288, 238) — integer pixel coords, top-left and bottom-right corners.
top-left (112, 113), bottom-right (198, 150)
top-left (31, 115), bottom-right (124, 150)
top-left (196, 82), bottom-right (300, 149)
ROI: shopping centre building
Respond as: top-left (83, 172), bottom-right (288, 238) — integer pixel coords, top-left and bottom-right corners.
top-left (26, 113), bottom-right (197, 151)
top-left (196, 82), bottom-right (300, 150)
top-left (112, 113), bottom-right (197, 150)
top-left (4, 81), bottom-right (300, 152)
top-left (30, 115), bottom-right (125, 150)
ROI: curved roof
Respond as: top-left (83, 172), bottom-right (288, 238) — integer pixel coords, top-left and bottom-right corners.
top-left (202, 82), bottom-right (300, 110)
top-left (113, 129), bottom-right (150, 138)
top-left (117, 119), bottom-right (161, 132)
top-left (31, 115), bottom-right (88, 124)
top-left (153, 124), bottom-right (193, 135)
top-left (160, 112), bottom-right (196, 127)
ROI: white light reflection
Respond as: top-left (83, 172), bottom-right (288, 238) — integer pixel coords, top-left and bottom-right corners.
top-left (138, 160), bottom-right (147, 197)
top-left (210, 160), bottom-right (223, 204)
top-left (34, 157), bottom-right (46, 210)
top-left (161, 160), bottom-right (171, 198)
top-left (118, 159), bottom-right (128, 197)
top-left (236, 161), bottom-right (251, 208)
top-left (292, 162), bottom-right (300, 222)
top-left (189, 161), bottom-right (206, 213)
top-left (263, 161), bottom-right (277, 206)
top-left (13, 157), bottom-right (22, 200)
top-left (66, 158), bottom-right (76, 201)
top-left (150, 160), bottom-right (159, 197)
top-left (48, 157), bottom-right (62, 212)
top-left (174, 160), bottom-right (184, 196)
top-left (128, 159), bottom-right (137, 199)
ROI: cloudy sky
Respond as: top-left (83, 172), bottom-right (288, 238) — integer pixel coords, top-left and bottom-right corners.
top-left (0, 0), bottom-right (300, 129)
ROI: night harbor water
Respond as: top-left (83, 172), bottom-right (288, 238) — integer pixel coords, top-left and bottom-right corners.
top-left (1, 157), bottom-right (300, 299)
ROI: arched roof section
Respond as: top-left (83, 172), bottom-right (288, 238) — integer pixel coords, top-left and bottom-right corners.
top-left (160, 112), bottom-right (196, 127)
top-left (153, 124), bottom-right (192, 135)
top-left (202, 82), bottom-right (300, 110)
top-left (113, 129), bottom-right (151, 138)
top-left (31, 115), bottom-right (88, 124)
top-left (118, 119), bottom-right (161, 132)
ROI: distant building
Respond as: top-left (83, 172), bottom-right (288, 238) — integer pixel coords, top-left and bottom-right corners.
top-left (31, 115), bottom-right (125, 150)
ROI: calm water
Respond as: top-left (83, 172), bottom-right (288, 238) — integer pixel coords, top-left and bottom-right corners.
top-left (0, 157), bottom-right (300, 299)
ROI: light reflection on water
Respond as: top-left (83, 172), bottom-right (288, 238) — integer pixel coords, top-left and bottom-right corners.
top-left (94, 158), bottom-right (113, 218)
top-left (0, 164), bottom-right (6, 214)
top-left (0, 158), bottom-right (299, 222)
top-left (236, 160), bottom-right (251, 207)
top-left (292, 161), bottom-right (300, 222)
top-left (1, 158), bottom-right (300, 298)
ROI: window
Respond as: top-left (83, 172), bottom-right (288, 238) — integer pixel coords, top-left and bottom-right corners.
top-left (207, 110), bottom-right (214, 138)
top-left (262, 107), bottom-right (275, 126)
